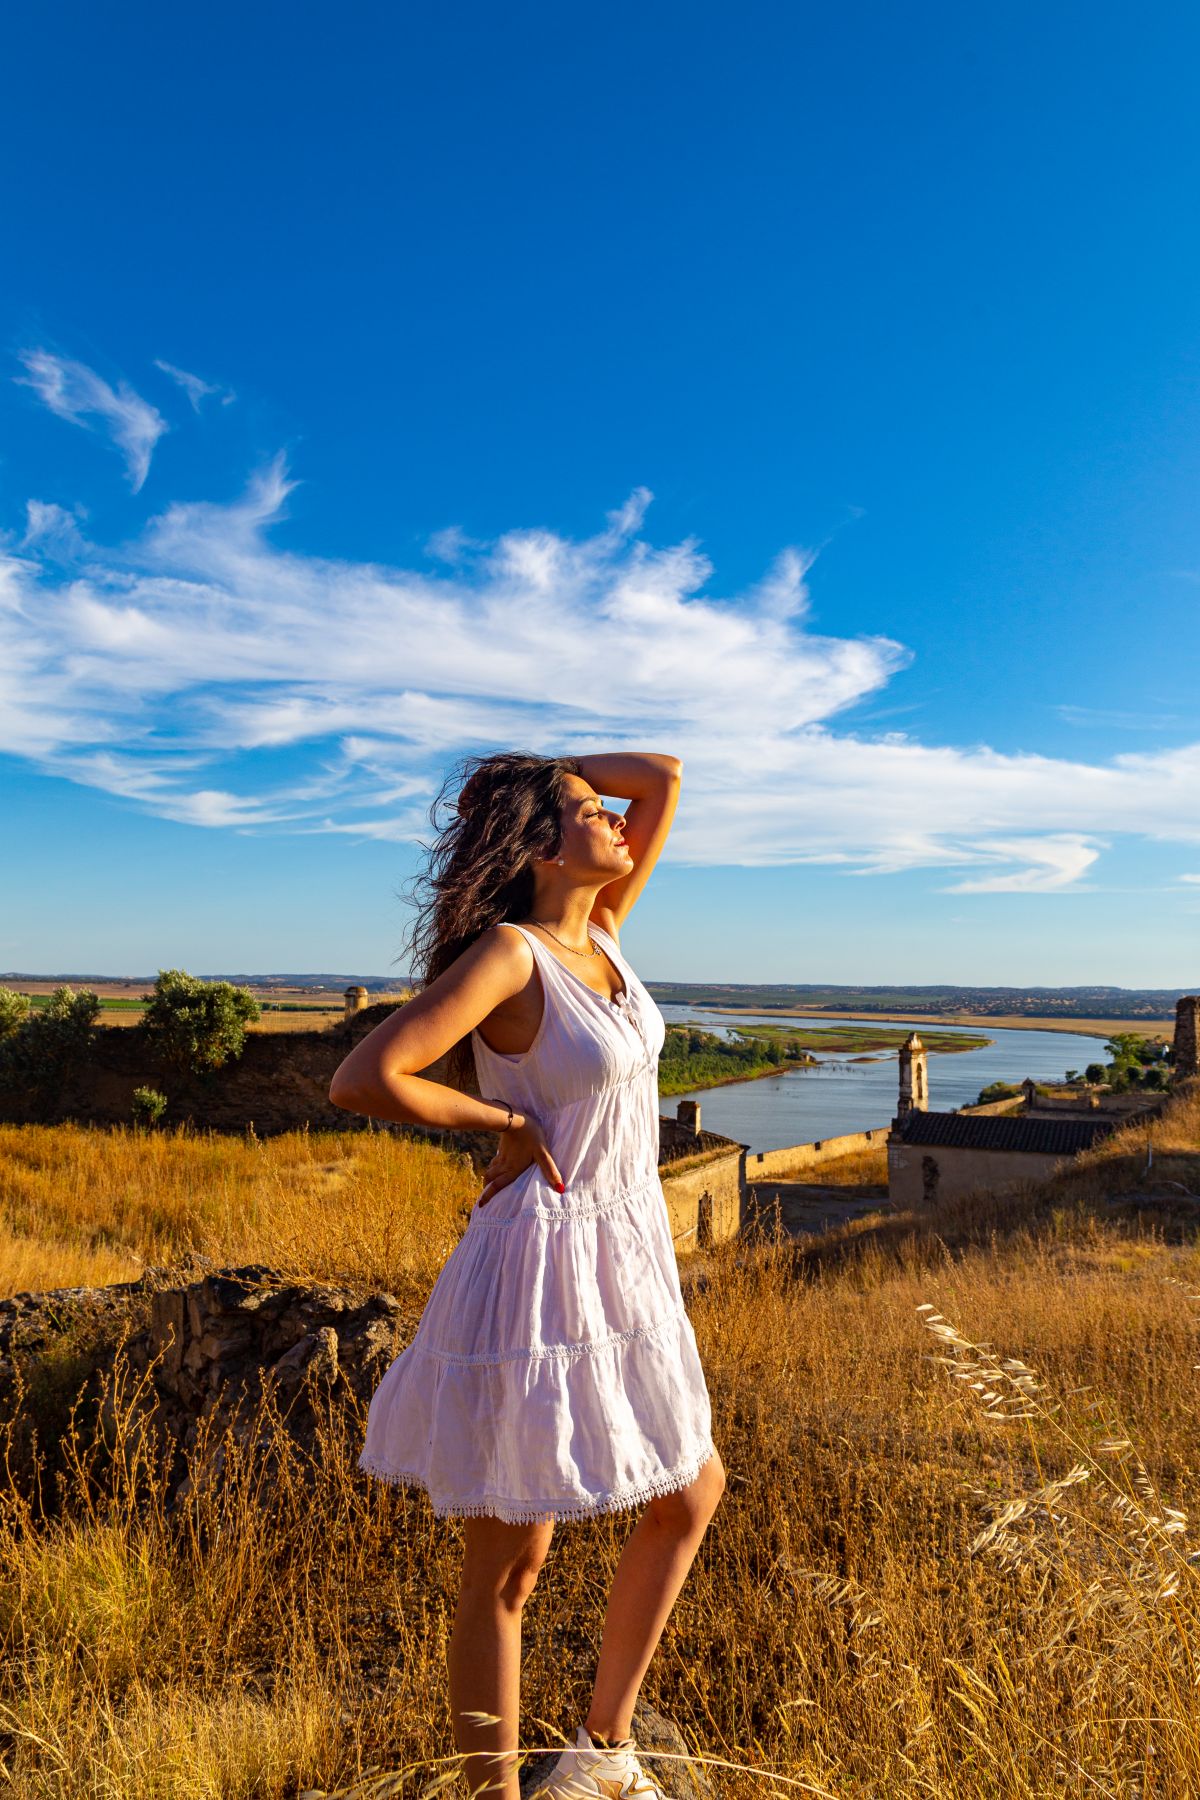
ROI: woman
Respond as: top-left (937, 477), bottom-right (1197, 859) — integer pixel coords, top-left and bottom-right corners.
top-left (330, 750), bottom-right (724, 1800)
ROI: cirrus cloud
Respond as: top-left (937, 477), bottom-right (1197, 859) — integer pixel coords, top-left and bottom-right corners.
top-left (17, 350), bottom-right (168, 491)
top-left (3, 455), bottom-right (1200, 893)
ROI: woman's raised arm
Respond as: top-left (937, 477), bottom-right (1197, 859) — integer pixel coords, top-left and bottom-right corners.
top-left (579, 751), bottom-right (682, 933)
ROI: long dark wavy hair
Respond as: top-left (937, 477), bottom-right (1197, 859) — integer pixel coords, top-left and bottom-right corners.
top-left (404, 751), bottom-right (583, 1079)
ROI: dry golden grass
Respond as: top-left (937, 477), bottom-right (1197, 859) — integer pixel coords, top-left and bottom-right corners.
top-left (0, 1124), bottom-right (478, 1299)
top-left (1, 1092), bottom-right (1199, 1796)
top-left (246, 1009), bottom-right (345, 1033)
top-left (95, 1009), bottom-right (344, 1031)
top-left (757, 1142), bottom-right (889, 1189)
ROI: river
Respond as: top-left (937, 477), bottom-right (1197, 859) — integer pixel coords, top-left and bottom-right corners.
top-left (657, 1007), bottom-right (1106, 1154)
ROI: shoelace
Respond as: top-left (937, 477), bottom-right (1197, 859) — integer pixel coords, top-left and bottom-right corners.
top-left (585, 1739), bottom-right (659, 1794)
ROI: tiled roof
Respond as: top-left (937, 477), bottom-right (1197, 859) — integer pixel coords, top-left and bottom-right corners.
top-left (893, 1110), bottom-right (1117, 1157)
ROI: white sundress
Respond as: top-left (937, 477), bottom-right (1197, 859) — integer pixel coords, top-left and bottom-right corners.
top-left (358, 920), bottom-right (716, 1524)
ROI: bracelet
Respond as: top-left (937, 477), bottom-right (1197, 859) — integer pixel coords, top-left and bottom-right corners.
top-left (489, 1098), bottom-right (514, 1132)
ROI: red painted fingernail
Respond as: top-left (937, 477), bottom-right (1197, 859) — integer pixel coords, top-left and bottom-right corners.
top-left (555, 1182), bottom-right (565, 1193)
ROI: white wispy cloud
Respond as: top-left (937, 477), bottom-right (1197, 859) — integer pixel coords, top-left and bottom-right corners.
top-left (942, 835), bottom-right (1103, 894)
top-left (4, 458), bottom-right (1200, 888)
top-left (16, 351), bottom-right (168, 490)
top-left (1056, 703), bottom-right (1182, 731)
top-left (153, 358), bottom-right (234, 411)
top-left (20, 499), bottom-right (88, 557)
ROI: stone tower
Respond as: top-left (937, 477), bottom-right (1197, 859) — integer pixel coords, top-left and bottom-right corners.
top-left (1176, 995), bottom-right (1200, 1080)
top-left (897, 1032), bottom-right (929, 1117)
top-left (344, 985), bottom-right (369, 1022)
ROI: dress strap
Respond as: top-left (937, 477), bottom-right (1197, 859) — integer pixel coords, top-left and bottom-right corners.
top-left (496, 921), bottom-right (567, 979)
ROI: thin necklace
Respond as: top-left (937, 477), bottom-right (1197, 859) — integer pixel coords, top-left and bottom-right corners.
top-left (528, 919), bottom-right (600, 958)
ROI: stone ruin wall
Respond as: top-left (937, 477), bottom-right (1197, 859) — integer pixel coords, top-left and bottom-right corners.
top-left (0, 1262), bottom-right (408, 1508)
top-left (0, 1003), bottom-right (421, 1136)
top-left (745, 1127), bottom-right (889, 1182)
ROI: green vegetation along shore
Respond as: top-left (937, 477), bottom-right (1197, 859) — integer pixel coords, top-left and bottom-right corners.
top-left (658, 1024), bottom-right (814, 1095)
top-left (658, 1020), bottom-right (991, 1096)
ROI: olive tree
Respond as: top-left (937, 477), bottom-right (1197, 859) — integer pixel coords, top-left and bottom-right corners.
top-left (140, 970), bottom-right (261, 1076)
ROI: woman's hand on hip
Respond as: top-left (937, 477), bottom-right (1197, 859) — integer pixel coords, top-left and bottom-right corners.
top-left (478, 1114), bottom-right (565, 1206)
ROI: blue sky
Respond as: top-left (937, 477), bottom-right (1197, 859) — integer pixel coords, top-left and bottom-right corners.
top-left (2, 0), bottom-right (1199, 985)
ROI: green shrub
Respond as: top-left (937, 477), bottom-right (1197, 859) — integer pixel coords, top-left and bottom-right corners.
top-left (131, 1086), bottom-right (168, 1128)
top-left (139, 970), bottom-right (260, 1077)
top-left (1085, 1063), bottom-right (1106, 1085)
top-left (975, 1080), bottom-right (1022, 1105)
top-left (0, 987), bottom-right (30, 1040)
top-left (0, 987), bottom-right (100, 1114)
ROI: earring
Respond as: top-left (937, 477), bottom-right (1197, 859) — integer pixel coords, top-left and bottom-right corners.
top-left (556, 857), bottom-right (565, 866)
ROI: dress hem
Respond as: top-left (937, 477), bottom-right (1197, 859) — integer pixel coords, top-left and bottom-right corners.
top-left (358, 1440), bottom-right (718, 1525)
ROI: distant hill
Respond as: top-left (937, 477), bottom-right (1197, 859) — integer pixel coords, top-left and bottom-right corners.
top-left (644, 984), bottom-right (1185, 1021)
top-left (2, 974), bottom-right (1187, 1022)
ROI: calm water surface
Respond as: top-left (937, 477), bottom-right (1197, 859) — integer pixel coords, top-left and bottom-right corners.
top-left (656, 1007), bottom-right (1105, 1154)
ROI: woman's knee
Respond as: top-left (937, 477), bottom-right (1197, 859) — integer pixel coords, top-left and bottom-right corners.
top-left (461, 1519), bottom-right (554, 1613)
top-left (497, 1537), bottom-right (552, 1611)
top-left (646, 1452), bottom-right (726, 1536)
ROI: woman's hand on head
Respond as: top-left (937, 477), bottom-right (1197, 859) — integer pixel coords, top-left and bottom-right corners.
top-left (478, 1114), bottom-right (565, 1206)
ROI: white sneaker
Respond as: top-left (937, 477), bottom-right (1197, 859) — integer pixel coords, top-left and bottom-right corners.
top-left (526, 1724), bottom-right (667, 1799)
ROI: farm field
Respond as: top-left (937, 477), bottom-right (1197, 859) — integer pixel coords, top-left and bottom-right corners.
top-left (12, 987), bottom-right (409, 1032)
top-left (2, 1095), bottom-right (1199, 1796)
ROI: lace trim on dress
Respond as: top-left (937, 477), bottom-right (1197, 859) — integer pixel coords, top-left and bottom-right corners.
top-left (468, 1170), bottom-right (663, 1227)
top-left (358, 1440), bottom-right (717, 1525)
top-left (419, 1302), bottom-right (688, 1367)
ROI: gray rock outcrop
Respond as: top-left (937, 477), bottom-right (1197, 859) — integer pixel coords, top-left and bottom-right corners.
top-left (0, 1262), bottom-right (412, 1505)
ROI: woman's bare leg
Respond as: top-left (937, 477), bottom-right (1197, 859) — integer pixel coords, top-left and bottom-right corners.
top-left (448, 1516), bottom-right (555, 1799)
top-left (585, 1452), bottom-right (725, 1742)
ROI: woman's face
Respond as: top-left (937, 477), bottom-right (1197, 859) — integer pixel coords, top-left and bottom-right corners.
top-left (553, 774), bottom-right (633, 878)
